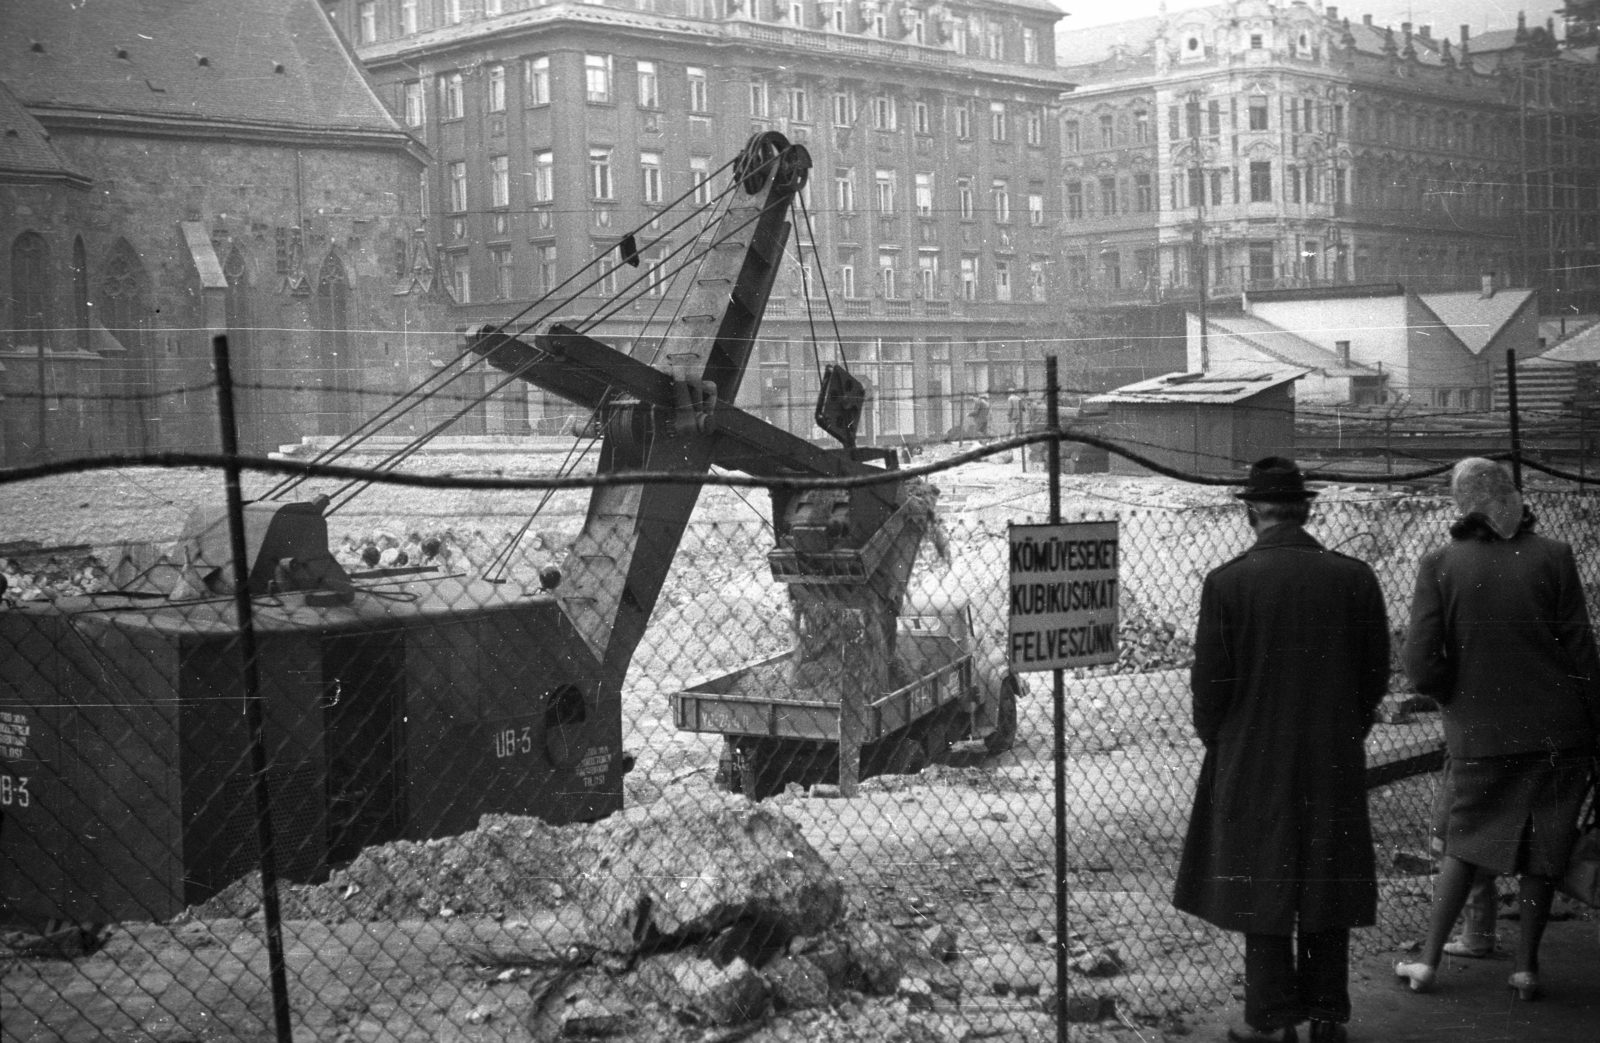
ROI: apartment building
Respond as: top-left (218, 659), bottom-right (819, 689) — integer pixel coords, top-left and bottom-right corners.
top-left (1055, 0), bottom-right (1562, 305)
top-left (330, 0), bottom-right (1073, 443)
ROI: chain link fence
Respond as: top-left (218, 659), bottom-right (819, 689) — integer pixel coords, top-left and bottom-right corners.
top-left (1, 447), bottom-right (1597, 1042)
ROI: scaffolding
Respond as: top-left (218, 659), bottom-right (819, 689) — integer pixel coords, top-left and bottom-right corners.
top-left (1513, 53), bottom-right (1600, 314)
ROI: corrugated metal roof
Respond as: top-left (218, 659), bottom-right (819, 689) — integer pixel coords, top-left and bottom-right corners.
top-left (1088, 365), bottom-right (1307, 406)
top-left (1418, 288), bottom-right (1537, 354)
top-left (0, 0), bottom-right (403, 137)
top-left (1205, 315), bottom-right (1378, 377)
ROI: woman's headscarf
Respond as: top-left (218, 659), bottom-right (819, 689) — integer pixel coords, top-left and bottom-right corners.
top-left (1450, 458), bottom-right (1524, 540)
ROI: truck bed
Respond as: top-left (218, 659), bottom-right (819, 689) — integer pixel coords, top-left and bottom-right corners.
top-left (672, 634), bottom-right (973, 744)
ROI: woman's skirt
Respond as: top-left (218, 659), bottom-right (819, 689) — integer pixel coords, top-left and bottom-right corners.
top-left (1443, 749), bottom-right (1593, 876)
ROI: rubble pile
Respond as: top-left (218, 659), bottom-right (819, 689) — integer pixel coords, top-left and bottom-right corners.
top-left (0, 554), bottom-right (110, 604)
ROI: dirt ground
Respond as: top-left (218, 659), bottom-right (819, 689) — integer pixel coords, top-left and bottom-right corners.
top-left (0, 445), bottom-right (1503, 1041)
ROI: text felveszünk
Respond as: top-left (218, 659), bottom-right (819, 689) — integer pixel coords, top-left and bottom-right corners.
top-left (1007, 522), bottom-right (1120, 672)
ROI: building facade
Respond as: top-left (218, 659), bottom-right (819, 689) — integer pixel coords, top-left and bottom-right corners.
top-left (331, 0), bottom-right (1073, 443)
top-left (0, 0), bottom-right (449, 463)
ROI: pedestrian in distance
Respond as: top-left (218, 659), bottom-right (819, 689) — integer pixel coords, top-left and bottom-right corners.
top-left (1396, 457), bottom-right (1600, 1001)
top-left (967, 392), bottom-right (990, 438)
top-left (1006, 386), bottom-right (1027, 437)
top-left (1174, 457), bottom-right (1391, 1043)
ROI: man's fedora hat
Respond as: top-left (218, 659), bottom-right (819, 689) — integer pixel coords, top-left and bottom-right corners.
top-left (1234, 456), bottom-right (1318, 502)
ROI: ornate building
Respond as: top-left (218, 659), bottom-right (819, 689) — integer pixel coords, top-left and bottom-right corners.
top-left (330, 0), bottom-right (1073, 443)
top-left (0, 0), bottom-right (446, 463)
top-left (1056, 1), bottom-right (1598, 313)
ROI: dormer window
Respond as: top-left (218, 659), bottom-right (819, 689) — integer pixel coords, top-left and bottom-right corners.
top-left (1181, 34), bottom-right (1203, 61)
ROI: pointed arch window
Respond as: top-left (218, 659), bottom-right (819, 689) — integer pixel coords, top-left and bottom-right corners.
top-left (102, 239), bottom-right (148, 355)
top-left (11, 232), bottom-right (50, 351)
top-left (71, 237), bottom-right (90, 353)
top-left (314, 251), bottom-right (354, 435)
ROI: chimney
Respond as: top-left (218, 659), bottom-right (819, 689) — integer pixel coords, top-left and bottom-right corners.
top-left (1363, 14), bottom-right (1372, 27)
top-left (1460, 24), bottom-right (1469, 45)
top-left (1327, 5), bottom-right (1337, 19)
top-left (1480, 273), bottom-right (1496, 299)
top-left (1401, 21), bottom-right (1411, 35)
top-left (1419, 25), bottom-right (1431, 41)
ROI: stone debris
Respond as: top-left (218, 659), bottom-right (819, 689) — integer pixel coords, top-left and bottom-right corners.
top-left (761, 955), bottom-right (830, 1011)
top-left (580, 788), bottom-right (844, 952)
top-left (636, 952), bottom-right (770, 1026)
top-left (1068, 944), bottom-right (1126, 978)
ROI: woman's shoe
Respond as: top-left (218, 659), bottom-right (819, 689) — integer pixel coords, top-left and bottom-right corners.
top-left (1227, 1025), bottom-right (1298, 1043)
top-left (1508, 972), bottom-right (1541, 1001)
top-left (1394, 961), bottom-right (1436, 993)
top-left (1308, 1022), bottom-right (1348, 1043)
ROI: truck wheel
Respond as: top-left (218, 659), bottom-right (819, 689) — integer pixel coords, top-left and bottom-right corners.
top-left (983, 676), bottom-right (1020, 755)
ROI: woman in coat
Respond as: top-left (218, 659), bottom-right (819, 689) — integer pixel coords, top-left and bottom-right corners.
top-left (1398, 458), bottom-right (1600, 1000)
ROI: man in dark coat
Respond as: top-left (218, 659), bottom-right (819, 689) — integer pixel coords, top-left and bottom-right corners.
top-left (1173, 457), bottom-right (1390, 1043)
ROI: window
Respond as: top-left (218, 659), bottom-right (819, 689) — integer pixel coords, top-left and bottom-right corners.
top-left (1029, 258), bottom-right (1046, 301)
top-left (691, 156), bottom-right (711, 205)
top-left (1249, 33), bottom-right (1263, 49)
top-left (596, 245), bottom-right (617, 296)
top-left (834, 168), bottom-right (855, 212)
top-left (535, 247), bottom-right (556, 293)
top-left (1248, 95), bottom-right (1268, 131)
top-left (1064, 120), bottom-right (1080, 151)
top-left (585, 54), bottom-right (612, 104)
top-left (833, 91), bottom-right (855, 127)
top-left (688, 67), bottom-right (709, 112)
top-left (1133, 109), bottom-right (1150, 143)
top-left (985, 23), bottom-right (1004, 60)
top-left (1289, 164), bottom-right (1301, 203)
top-left (957, 177), bottom-right (974, 219)
top-left (750, 80), bottom-right (770, 119)
top-left (1249, 241), bottom-right (1275, 285)
top-left (872, 95), bottom-right (896, 130)
top-left (955, 101), bottom-right (971, 140)
top-left (1187, 167), bottom-right (1204, 207)
top-left (990, 102), bottom-right (1007, 142)
top-left (487, 64), bottom-right (506, 113)
top-left (440, 71), bottom-right (464, 119)
top-left (403, 81), bottom-right (425, 126)
top-left (918, 253), bottom-right (940, 296)
top-left (446, 250), bottom-right (470, 302)
top-left (1210, 169), bottom-right (1223, 206)
top-left (1101, 250), bottom-right (1121, 289)
top-left (400, 0), bottom-right (417, 34)
top-left (831, 4), bottom-right (846, 32)
top-left (1025, 107), bottom-right (1043, 146)
top-left (912, 9), bottom-right (926, 43)
top-left (445, 0), bottom-right (463, 24)
top-left (915, 173), bottom-right (934, 216)
top-left (914, 101), bottom-right (930, 135)
top-left (491, 246), bottom-right (513, 299)
top-left (641, 152), bottom-right (663, 204)
top-left (1027, 192), bottom-right (1044, 225)
top-left (991, 179), bottom-right (1009, 222)
top-left (994, 260), bottom-right (1011, 301)
top-left (1066, 255), bottom-right (1087, 290)
top-left (590, 148), bottom-right (613, 199)
top-left (1099, 113), bottom-right (1114, 148)
top-left (490, 155), bottom-right (509, 208)
top-left (1250, 161), bottom-right (1272, 202)
top-left (960, 256), bottom-right (978, 300)
top-left (486, 0), bottom-right (502, 14)
top-left (358, 1), bottom-right (376, 43)
top-left (1098, 176), bottom-right (1117, 216)
top-left (533, 151), bottom-right (554, 202)
top-left (875, 170), bottom-right (895, 213)
top-left (1066, 181), bottom-right (1083, 219)
top-left (637, 60), bottom-right (659, 107)
top-left (841, 260), bottom-right (856, 298)
top-left (879, 252), bottom-right (898, 297)
top-left (1208, 98), bottom-right (1222, 135)
top-left (1023, 27), bottom-right (1038, 64)
top-left (872, 9), bottom-right (887, 36)
top-left (1134, 173), bottom-right (1152, 212)
top-left (525, 56), bottom-right (549, 105)
top-left (448, 160), bottom-right (468, 212)
top-left (12, 232), bottom-right (49, 349)
top-left (792, 87), bottom-right (810, 123)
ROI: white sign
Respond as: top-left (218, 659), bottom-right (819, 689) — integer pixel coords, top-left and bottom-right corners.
top-left (1007, 521), bottom-right (1119, 672)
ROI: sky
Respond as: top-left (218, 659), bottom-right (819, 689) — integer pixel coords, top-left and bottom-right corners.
top-left (1056, 0), bottom-right (1550, 37)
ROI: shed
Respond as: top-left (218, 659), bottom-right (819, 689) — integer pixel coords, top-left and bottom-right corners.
top-left (1088, 366), bottom-right (1305, 477)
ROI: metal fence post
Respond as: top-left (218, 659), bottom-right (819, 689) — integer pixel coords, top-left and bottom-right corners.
top-left (212, 333), bottom-right (295, 1043)
top-left (1046, 355), bottom-right (1068, 1043)
top-left (1507, 348), bottom-right (1523, 490)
